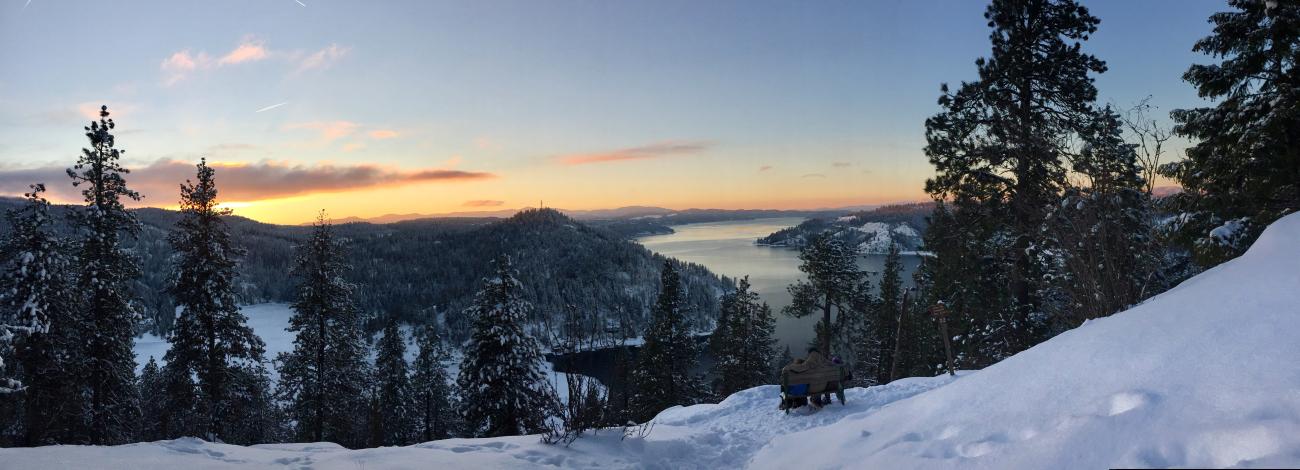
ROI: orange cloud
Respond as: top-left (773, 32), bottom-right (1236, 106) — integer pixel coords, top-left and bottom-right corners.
top-left (341, 142), bottom-right (366, 152)
top-left (0, 159), bottom-right (496, 203)
top-left (218, 39), bottom-right (269, 65)
top-left (463, 200), bottom-right (505, 207)
top-left (759, 165), bottom-right (773, 172)
top-left (557, 141), bottom-right (711, 166)
top-left (368, 129), bottom-right (399, 139)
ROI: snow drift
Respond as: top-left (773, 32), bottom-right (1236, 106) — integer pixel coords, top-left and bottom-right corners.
top-left (758, 212), bottom-right (1300, 469)
top-left (3, 213), bottom-right (1299, 469)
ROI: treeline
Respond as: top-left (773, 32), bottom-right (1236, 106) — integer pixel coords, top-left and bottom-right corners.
top-left (788, 0), bottom-right (1300, 384)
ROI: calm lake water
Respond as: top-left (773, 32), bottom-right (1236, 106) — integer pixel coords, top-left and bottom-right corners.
top-left (637, 217), bottom-right (921, 354)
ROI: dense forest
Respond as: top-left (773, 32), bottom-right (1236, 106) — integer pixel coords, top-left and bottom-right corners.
top-left (756, 203), bottom-right (932, 253)
top-left (0, 198), bottom-right (730, 343)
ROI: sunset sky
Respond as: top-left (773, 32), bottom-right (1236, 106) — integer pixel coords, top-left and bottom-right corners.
top-left (1, 0), bottom-right (1222, 225)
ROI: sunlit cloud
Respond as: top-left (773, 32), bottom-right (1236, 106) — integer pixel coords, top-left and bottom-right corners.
top-left (160, 50), bottom-right (210, 85)
top-left (218, 38), bottom-right (270, 65)
top-left (556, 141), bottom-right (711, 166)
top-left (341, 142), bottom-right (366, 152)
top-left (474, 137), bottom-right (499, 150)
top-left (77, 102), bottom-right (139, 120)
top-left (832, 161), bottom-right (852, 168)
top-left (759, 165), bottom-right (773, 172)
top-left (368, 129), bottom-right (399, 139)
top-left (286, 121), bottom-right (359, 142)
top-left (0, 159), bottom-right (497, 204)
top-left (463, 199), bottom-right (505, 207)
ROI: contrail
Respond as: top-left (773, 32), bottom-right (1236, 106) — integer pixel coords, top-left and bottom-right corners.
top-left (294, 0), bottom-right (306, 6)
top-left (255, 102), bottom-right (289, 113)
top-left (24, 0), bottom-right (34, 8)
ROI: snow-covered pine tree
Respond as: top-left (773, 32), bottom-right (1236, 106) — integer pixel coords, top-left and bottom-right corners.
top-left (783, 233), bottom-right (864, 356)
top-left (136, 357), bottom-right (164, 442)
top-left (0, 185), bottom-right (81, 445)
top-left (1163, 0), bottom-right (1300, 265)
top-left (923, 0), bottom-right (1109, 363)
top-left (161, 158), bottom-right (270, 442)
top-left (456, 255), bottom-right (551, 438)
top-left (0, 185), bottom-right (65, 394)
top-left (370, 318), bottom-right (414, 446)
top-left (711, 277), bottom-right (777, 397)
top-left (276, 214), bottom-right (370, 448)
top-left (410, 323), bottom-right (457, 441)
top-left (629, 261), bottom-right (705, 422)
top-left (65, 105), bottom-right (143, 444)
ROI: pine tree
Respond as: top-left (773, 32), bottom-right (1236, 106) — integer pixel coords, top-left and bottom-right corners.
top-left (161, 158), bottom-right (270, 442)
top-left (783, 233), bottom-right (864, 356)
top-left (66, 105), bottom-right (142, 444)
top-left (629, 261), bottom-right (704, 422)
top-left (868, 243), bottom-right (906, 384)
top-left (276, 214), bottom-right (370, 447)
top-left (456, 255), bottom-right (552, 438)
top-left (0, 185), bottom-right (82, 444)
top-left (924, 0), bottom-right (1108, 363)
top-left (370, 318), bottom-right (414, 446)
top-left (137, 357), bottom-right (165, 442)
top-left (711, 277), bottom-right (777, 397)
top-left (410, 324), bottom-right (456, 442)
top-left (1164, 0), bottom-right (1300, 265)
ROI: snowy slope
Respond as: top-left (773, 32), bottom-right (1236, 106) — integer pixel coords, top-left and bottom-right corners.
top-left (0, 376), bottom-right (959, 469)
top-left (5, 213), bottom-right (1299, 469)
top-left (757, 212), bottom-right (1300, 469)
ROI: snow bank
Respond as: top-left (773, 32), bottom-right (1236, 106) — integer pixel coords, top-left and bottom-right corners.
top-left (0, 375), bottom-right (958, 469)
top-left (755, 212), bottom-right (1300, 469)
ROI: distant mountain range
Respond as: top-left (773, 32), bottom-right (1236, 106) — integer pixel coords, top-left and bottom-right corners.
top-left (756, 202), bottom-right (934, 254)
top-left (324, 205), bottom-right (880, 225)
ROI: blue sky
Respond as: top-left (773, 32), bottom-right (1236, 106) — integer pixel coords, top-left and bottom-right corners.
top-left (0, 0), bottom-right (1225, 223)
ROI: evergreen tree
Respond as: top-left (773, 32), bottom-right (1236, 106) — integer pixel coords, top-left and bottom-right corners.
top-left (276, 214), bottom-right (370, 447)
top-left (629, 261), bottom-right (704, 422)
top-left (137, 357), bottom-right (165, 442)
top-left (0, 185), bottom-right (81, 444)
top-left (924, 0), bottom-right (1108, 363)
top-left (783, 233), bottom-right (864, 356)
top-left (410, 324), bottom-right (456, 442)
top-left (161, 158), bottom-right (269, 442)
top-left (1164, 0), bottom-right (1300, 265)
top-left (711, 277), bottom-right (777, 397)
top-left (370, 318), bottom-right (414, 446)
top-left (867, 244), bottom-right (906, 385)
top-left (66, 105), bottom-right (142, 444)
top-left (456, 255), bottom-right (551, 437)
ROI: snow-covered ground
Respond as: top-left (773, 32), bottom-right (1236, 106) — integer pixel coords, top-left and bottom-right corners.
top-left (6, 212), bottom-right (1300, 469)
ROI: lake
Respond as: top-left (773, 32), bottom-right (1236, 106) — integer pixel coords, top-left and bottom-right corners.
top-left (637, 217), bottom-right (922, 354)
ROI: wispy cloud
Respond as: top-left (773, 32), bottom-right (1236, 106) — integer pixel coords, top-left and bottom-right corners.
top-left (218, 38), bottom-right (270, 65)
top-left (759, 165), bottom-right (773, 172)
top-left (801, 173), bottom-right (827, 178)
top-left (368, 129), bottom-right (399, 139)
top-left (162, 37), bottom-right (347, 85)
top-left (463, 199), bottom-right (505, 207)
top-left (286, 121), bottom-right (359, 142)
top-left (0, 159), bottom-right (496, 203)
top-left (832, 161), bottom-right (852, 168)
top-left (295, 44), bottom-right (349, 73)
top-left (557, 141), bottom-right (711, 166)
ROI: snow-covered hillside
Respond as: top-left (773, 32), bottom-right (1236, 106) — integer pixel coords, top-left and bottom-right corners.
top-left (5, 213), bottom-right (1299, 469)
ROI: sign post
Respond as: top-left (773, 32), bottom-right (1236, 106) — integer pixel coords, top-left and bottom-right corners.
top-left (929, 303), bottom-right (956, 377)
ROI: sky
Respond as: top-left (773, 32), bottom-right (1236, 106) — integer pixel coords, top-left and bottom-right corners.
top-left (1, 0), bottom-right (1226, 225)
